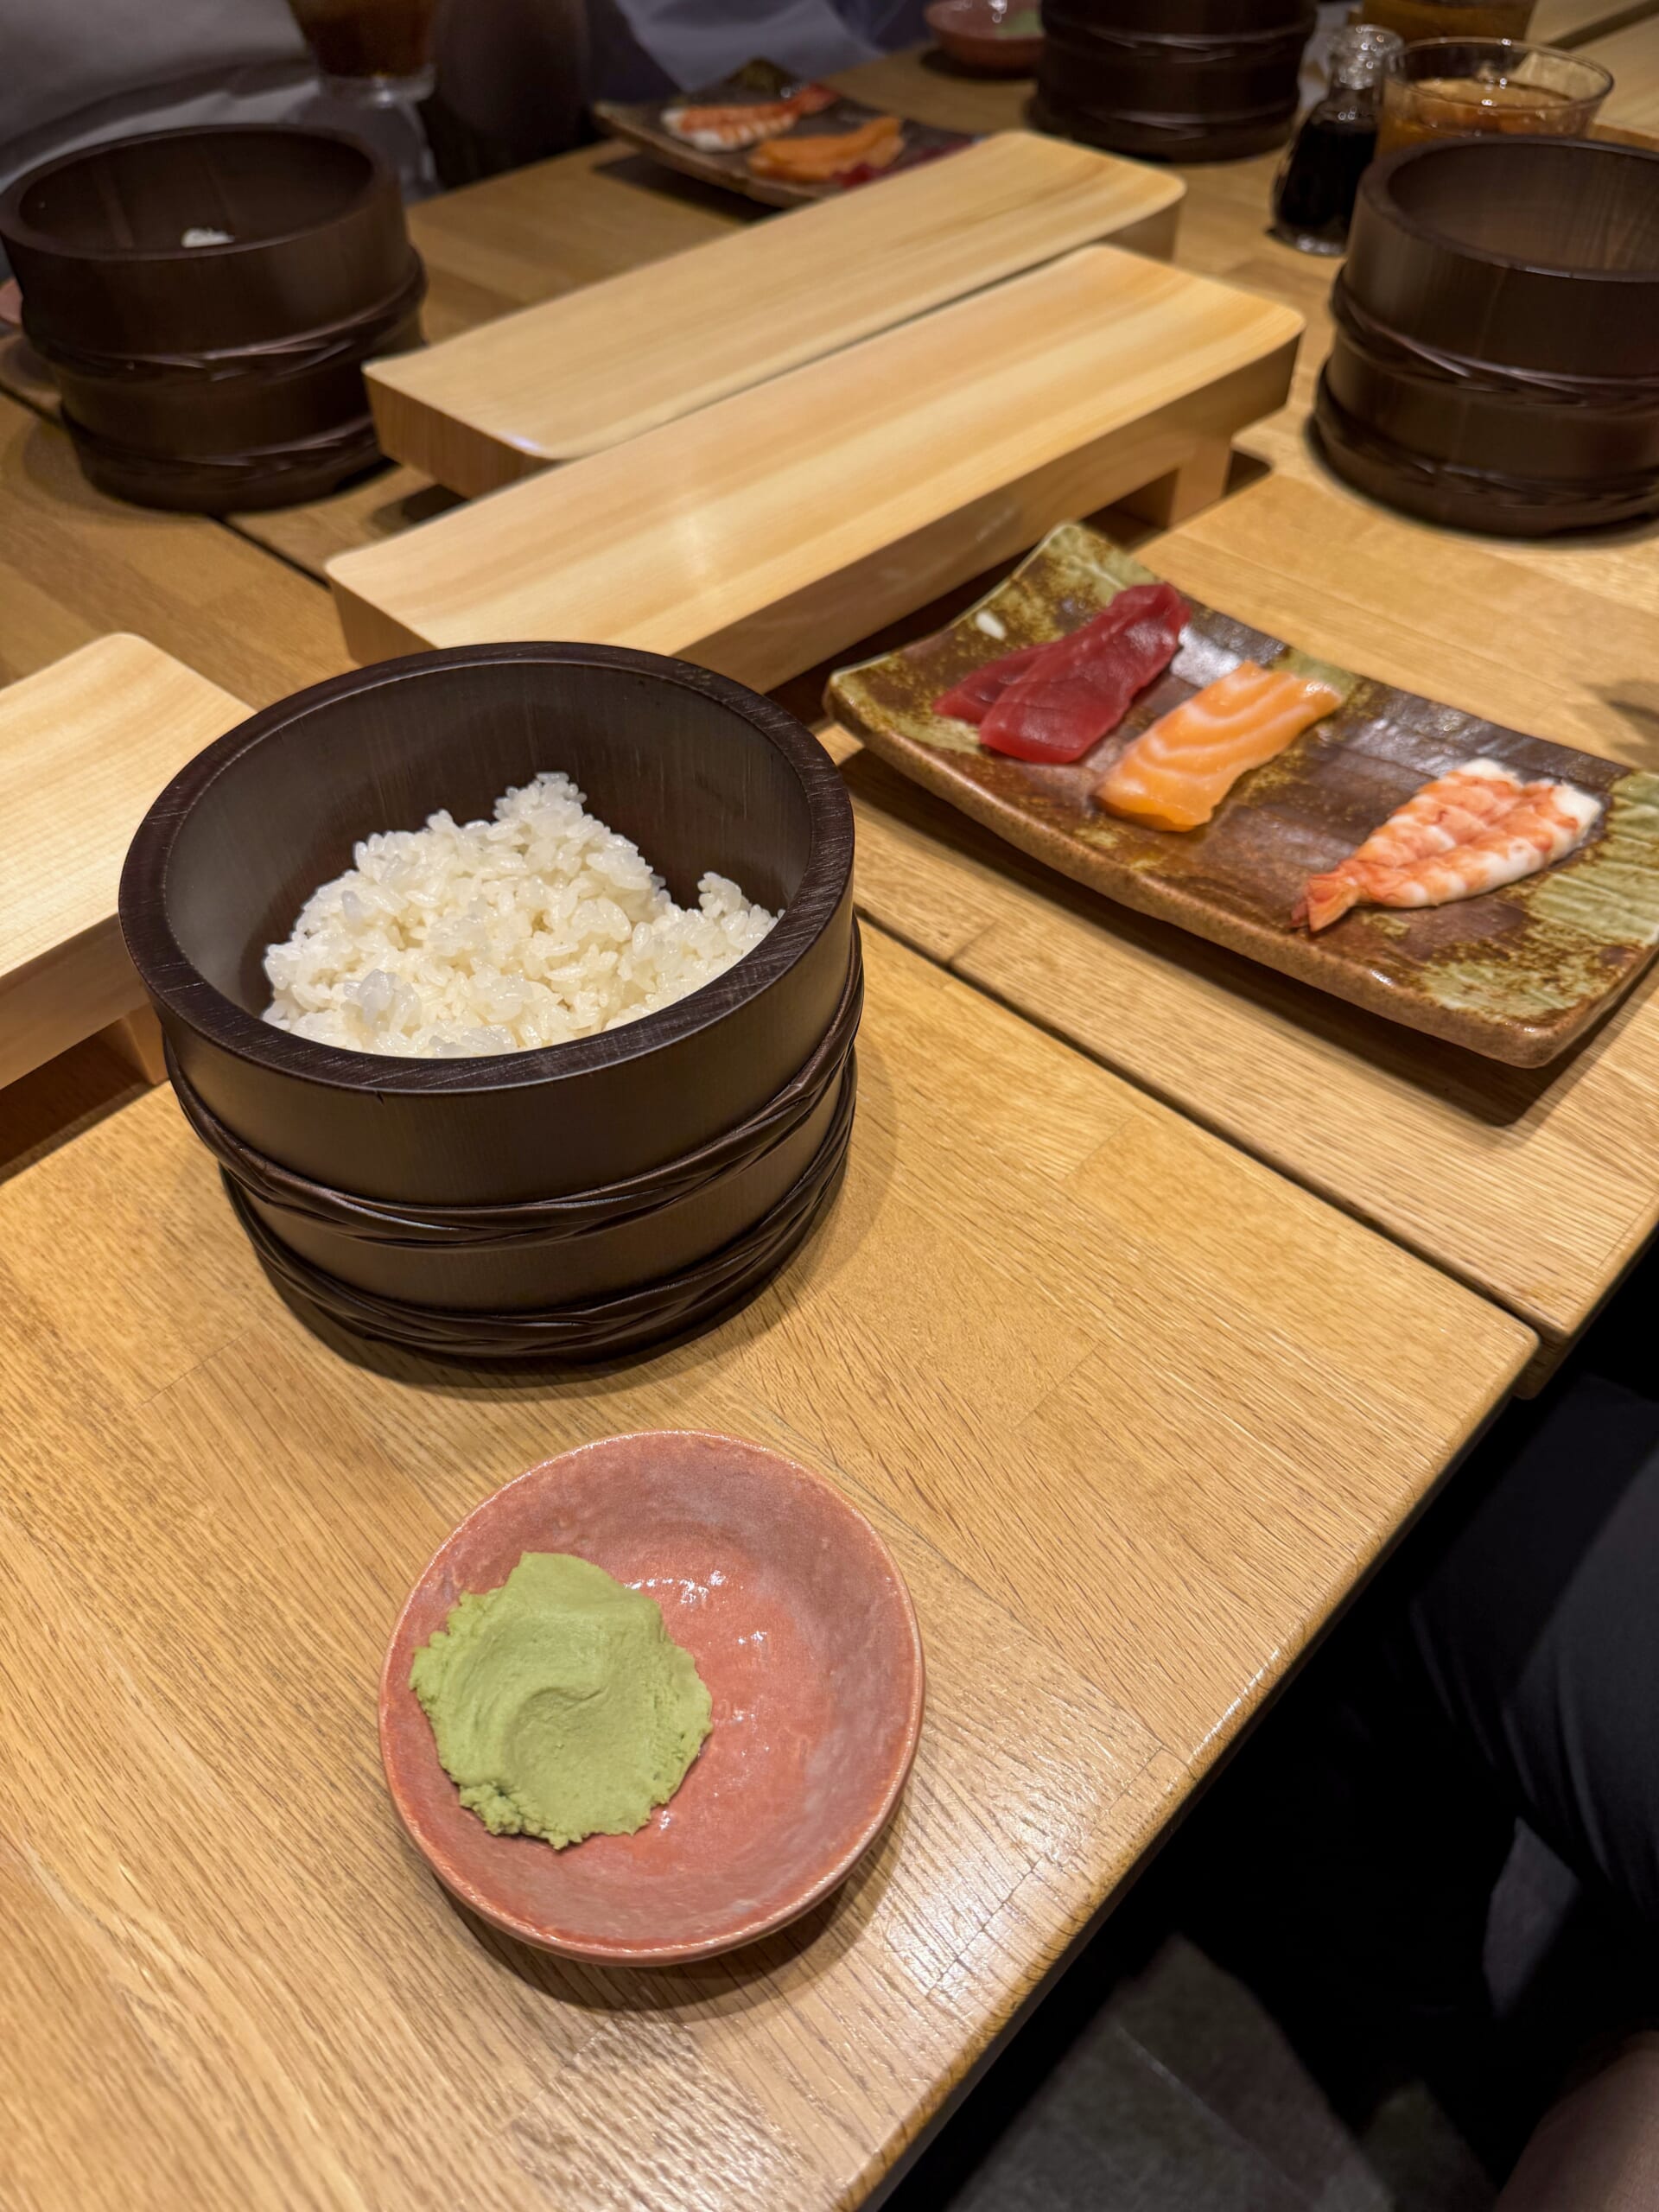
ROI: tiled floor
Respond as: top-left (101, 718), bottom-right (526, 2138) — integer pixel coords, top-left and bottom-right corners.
top-left (885, 1934), bottom-right (1495, 2212)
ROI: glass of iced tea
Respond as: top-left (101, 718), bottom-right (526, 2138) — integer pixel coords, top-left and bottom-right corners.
top-left (1361, 0), bottom-right (1535, 40)
top-left (1376, 38), bottom-right (1612, 153)
top-left (285, 0), bottom-right (438, 195)
top-left (286, 0), bottom-right (437, 94)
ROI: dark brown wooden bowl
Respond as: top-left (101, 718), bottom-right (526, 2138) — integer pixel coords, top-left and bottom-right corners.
top-left (118, 644), bottom-right (858, 1357)
top-left (1315, 135), bottom-right (1659, 535)
top-left (1033, 0), bottom-right (1313, 162)
top-left (0, 125), bottom-right (424, 512)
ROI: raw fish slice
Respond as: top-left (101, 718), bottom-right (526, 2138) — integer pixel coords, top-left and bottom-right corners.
top-left (1096, 660), bottom-right (1342, 833)
top-left (1294, 758), bottom-right (1601, 931)
top-left (932, 640), bottom-right (1052, 725)
top-left (662, 84), bottom-right (836, 151)
top-left (932, 609), bottom-right (1151, 727)
top-left (749, 115), bottom-right (902, 180)
top-left (933, 585), bottom-right (1185, 733)
top-left (977, 582), bottom-right (1188, 766)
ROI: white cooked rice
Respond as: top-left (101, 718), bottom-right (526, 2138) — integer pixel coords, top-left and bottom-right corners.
top-left (262, 771), bottom-right (777, 1058)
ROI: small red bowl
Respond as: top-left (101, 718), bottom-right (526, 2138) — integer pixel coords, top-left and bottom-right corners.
top-left (926, 0), bottom-right (1044, 74)
top-left (379, 1430), bottom-right (925, 1966)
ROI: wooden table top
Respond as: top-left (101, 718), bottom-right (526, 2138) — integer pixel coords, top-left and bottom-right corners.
top-left (132, 28), bottom-right (1655, 1367)
top-left (1537, 0), bottom-right (1659, 36)
top-left (1588, 10), bottom-right (1659, 126)
top-left (0, 39), bottom-right (1645, 2204)
top-left (0, 918), bottom-right (1531, 2212)
top-left (815, 45), bottom-right (1659, 1376)
top-left (328, 245), bottom-right (1300, 677)
top-left (0, 389), bottom-right (347, 702)
top-left (0, 636), bottom-right (248, 1086)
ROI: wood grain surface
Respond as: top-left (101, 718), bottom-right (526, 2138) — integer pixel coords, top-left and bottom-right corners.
top-left (793, 42), bottom-right (1659, 1370)
top-left (0, 47), bottom-right (1635, 2212)
top-left (2, 43), bottom-right (1655, 1345)
top-left (365, 132), bottom-right (1183, 496)
top-left (1535, 0), bottom-right (1659, 41)
top-left (819, 718), bottom-right (1659, 1364)
top-left (0, 142), bottom-right (752, 579)
top-left (0, 920), bottom-right (1532, 2212)
top-left (1585, 10), bottom-right (1659, 124)
top-left (0, 391), bottom-right (347, 703)
top-left (830, 524), bottom-right (1659, 1068)
top-left (328, 245), bottom-right (1300, 679)
top-left (0, 638), bottom-right (248, 1086)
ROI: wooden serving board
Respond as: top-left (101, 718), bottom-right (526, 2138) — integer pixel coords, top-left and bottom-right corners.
top-left (593, 55), bottom-right (974, 209)
top-left (365, 132), bottom-right (1185, 499)
top-left (329, 248), bottom-right (1300, 690)
top-left (827, 524), bottom-right (1659, 1067)
top-left (0, 636), bottom-right (249, 1088)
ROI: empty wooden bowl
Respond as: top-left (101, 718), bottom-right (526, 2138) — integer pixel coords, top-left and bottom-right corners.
top-left (379, 1430), bottom-right (926, 1965)
top-left (1315, 136), bottom-right (1659, 535)
top-left (118, 644), bottom-right (858, 1359)
top-left (1033, 0), bottom-right (1314, 161)
top-left (0, 124), bottom-right (424, 512)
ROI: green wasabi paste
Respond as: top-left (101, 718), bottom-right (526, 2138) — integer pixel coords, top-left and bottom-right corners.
top-left (410, 1551), bottom-right (712, 1850)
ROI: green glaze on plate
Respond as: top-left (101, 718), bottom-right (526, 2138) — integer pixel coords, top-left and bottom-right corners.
top-left (827, 523), bottom-right (1657, 1066)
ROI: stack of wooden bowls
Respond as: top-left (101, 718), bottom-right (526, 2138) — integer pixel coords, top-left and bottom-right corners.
top-left (1033, 0), bottom-right (1315, 162)
top-left (0, 124), bottom-right (424, 512)
top-left (1315, 136), bottom-right (1659, 536)
top-left (118, 645), bottom-right (860, 1362)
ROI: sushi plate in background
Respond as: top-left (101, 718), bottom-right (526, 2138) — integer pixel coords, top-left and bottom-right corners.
top-left (826, 523), bottom-right (1659, 1068)
top-left (594, 58), bottom-right (976, 209)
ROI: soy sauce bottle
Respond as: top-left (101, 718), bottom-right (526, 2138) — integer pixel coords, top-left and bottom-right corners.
top-left (1271, 25), bottom-right (1402, 255)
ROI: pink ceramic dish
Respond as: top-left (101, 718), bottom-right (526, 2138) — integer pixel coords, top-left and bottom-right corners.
top-left (379, 1430), bottom-right (925, 1966)
top-left (925, 0), bottom-right (1044, 74)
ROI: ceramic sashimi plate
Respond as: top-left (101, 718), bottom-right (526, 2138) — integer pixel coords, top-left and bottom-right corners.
top-left (827, 523), bottom-right (1659, 1066)
top-left (594, 58), bottom-right (975, 210)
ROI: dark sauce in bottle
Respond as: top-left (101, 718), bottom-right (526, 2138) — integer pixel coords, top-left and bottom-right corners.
top-left (1271, 25), bottom-right (1402, 255)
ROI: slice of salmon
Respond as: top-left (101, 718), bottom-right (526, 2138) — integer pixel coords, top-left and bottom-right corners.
top-left (1095, 660), bottom-right (1342, 834)
top-left (749, 116), bottom-right (902, 181)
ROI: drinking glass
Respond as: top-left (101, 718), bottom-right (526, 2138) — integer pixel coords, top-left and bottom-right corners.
top-left (286, 0), bottom-right (439, 196)
top-left (1376, 38), bottom-right (1612, 155)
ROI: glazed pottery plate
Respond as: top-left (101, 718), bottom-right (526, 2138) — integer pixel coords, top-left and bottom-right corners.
top-left (594, 57), bottom-right (975, 210)
top-left (827, 523), bottom-right (1659, 1067)
top-left (380, 1431), bottom-right (925, 1966)
top-left (925, 0), bottom-right (1044, 74)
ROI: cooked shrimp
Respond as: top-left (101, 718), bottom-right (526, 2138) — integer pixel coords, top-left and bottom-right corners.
top-left (662, 84), bottom-right (836, 151)
top-left (1294, 758), bottom-right (1601, 931)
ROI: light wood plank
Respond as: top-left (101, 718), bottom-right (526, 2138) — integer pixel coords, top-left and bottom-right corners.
top-left (772, 50), bottom-right (1659, 1363)
top-left (328, 246), bottom-right (1300, 682)
top-left (5, 56), bottom-right (1655, 1362)
top-left (227, 143), bottom-right (760, 576)
top-left (0, 95), bottom-right (1553, 2206)
top-left (368, 133), bottom-right (1183, 496)
top-left (1137, 473), bottom-right (1659, 771)
top-left (1584, 12), bottom-right (1659, 124)
top-left (102, 1006), bottom-right (168, 1087)
top-left (0, 639), bottom-right (247, 1087)
top-left (0, 920), bottom-right (1529, 2212)
top-left (0, 393), bottom-right (348, 706)
top-left (1535, 0), bottom-right (1659, 45)
top-left (820, 707), bottom-right (1659, 1353)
